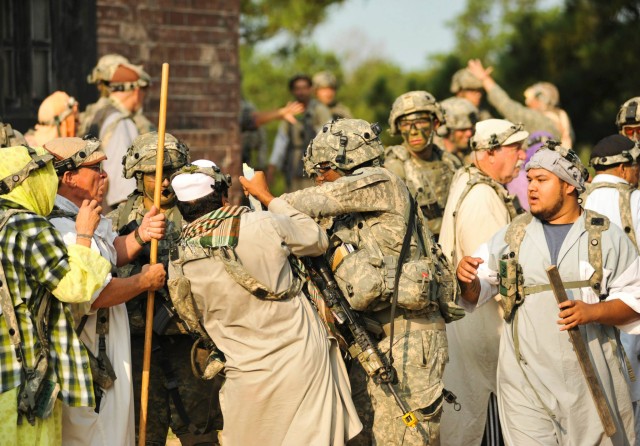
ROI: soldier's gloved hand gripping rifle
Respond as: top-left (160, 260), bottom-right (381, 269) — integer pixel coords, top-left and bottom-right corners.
top-left (301, 255), bottom-right (420, 430)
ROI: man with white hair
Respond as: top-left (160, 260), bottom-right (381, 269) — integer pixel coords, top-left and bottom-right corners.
top-left (457, 142), bottom-right (640, 444)
top-left (439, 118), bottom-right (527, 446)
top-left (168, 161), bottom-right (362, 445)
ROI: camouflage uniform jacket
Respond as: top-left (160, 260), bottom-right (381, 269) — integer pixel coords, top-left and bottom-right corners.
top-left (328, 101), bottom-right (353, 120)
top-left (486, 84), bottom-right (561, 139)
top-left (107, 194), bottom-right (185, 335)
top-left (384, 144), bottom-right (459, 236)
top-left (79, 96), bottom-right (153, 138)
top-left (282, 166), bottom-right (435, 313)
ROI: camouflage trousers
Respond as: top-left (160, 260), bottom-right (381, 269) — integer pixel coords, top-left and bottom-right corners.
top-left (347, 325), bottom-right (448, 446)
top-left (131, 334), bottom-right (223, 446)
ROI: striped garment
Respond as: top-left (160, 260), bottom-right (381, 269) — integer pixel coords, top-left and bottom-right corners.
top-left (181, 205), bottom-right (250, 248)
top-left (0, 200), bottom-right (94, 407)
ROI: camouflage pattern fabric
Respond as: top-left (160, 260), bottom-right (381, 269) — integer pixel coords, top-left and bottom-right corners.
top-left (384, 144), bottom-right (458, 236)
top-left (108, 195), bottom-right (222, 445)
top-left (582, 182), bottom-right (638, 248)
top-left (329, 102), bottom-right (353, 120)
top-left (485, 84), bottom-right (561, 139)
top-left (348, 322), bottom-right (447, 446)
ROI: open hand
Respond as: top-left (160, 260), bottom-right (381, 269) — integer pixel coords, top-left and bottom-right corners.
top-left (457, 256), bottom-right (484, 283)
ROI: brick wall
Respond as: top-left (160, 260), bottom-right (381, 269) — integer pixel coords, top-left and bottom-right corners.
top-left (95, 0), bottom-right (240, 178)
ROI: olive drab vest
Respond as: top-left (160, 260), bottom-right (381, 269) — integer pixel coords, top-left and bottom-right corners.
top-left (285, 100), bottom-right (326, 183)
top-left (449, 165), bottom-right (521, 264)
top-left (582, 182), bottom-right (638, 249)
top-left (385, 144), bottom-right (457, 235)
top-left (499, 210), bottom-right (609, 322)
top-left (110, 194), bottom-right (185, 335)
top-left (78, 98), bottom-right (130, 147)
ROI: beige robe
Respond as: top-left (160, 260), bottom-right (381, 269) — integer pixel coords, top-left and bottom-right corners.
top-left (181, 198), bottom-right (362, 446)
top-left (438, 168), bottom-right (510, 445)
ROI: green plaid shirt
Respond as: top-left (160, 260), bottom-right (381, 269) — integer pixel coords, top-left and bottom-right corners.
top-left (0, 200), bottom-right (94, 407)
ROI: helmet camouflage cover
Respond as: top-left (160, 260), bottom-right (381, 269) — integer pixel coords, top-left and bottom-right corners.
top-left (450, 68), bottom-right (483, 94)
top-left (123, 131), bottom-right (190, 179)
top-left (312, 71), bottom-right (338, 89)
top-left (616, 97), bottom-right (640, 129)
top-left (439, 97), bottom-right (479, 133)
top-left (303, 118), bottom-right (384, 174)
top-left (388, 91), bottom-right (445, 135)
top-left (87, 53), bottom-right (151, 87)
top-left (0, 122), bottom-right (27, 148)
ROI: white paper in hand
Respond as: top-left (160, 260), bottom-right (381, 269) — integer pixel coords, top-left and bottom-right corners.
top-left (242, 163), bottom-right (263, 211)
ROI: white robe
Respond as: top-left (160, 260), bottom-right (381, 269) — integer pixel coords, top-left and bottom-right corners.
top-left (52, 195), bottom-right (135, 446)
top-left (180, 198), bottom-right (362, 446)
top-left (464, 212), bottom-right (640, 445)
top-left (439, 168), bottom-right (510, 446)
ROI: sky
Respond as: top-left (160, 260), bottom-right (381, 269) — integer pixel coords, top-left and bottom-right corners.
top-left (304, 0), bottom-right (563, 72)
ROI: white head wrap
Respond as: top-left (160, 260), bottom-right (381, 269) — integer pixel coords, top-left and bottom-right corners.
top-left (171, 159), bottom-right (219, 201)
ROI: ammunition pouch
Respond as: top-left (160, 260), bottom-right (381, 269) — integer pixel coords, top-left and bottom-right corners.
top-left (499, 255), bottom-right (525, 322)
top-left (333, 247), bottom-right (385, 311)
top-left (168, 246), bottom-right (225, 381)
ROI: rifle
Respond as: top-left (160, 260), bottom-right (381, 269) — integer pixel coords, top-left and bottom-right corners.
top-left (302, 255), bottom-right (419, 430)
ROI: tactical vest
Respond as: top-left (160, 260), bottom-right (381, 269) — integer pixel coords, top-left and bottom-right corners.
top-left (449, 165), bottom-right (520, 264)
top-left (79, 99), bottom-right (129, 146)
top-left (113, 194), bottom-right (185, 336)
top-left (328, 192), bottom-right (461, 322)
top-left (387, 144), bottom-right (455, 235)
top-left (582, 182), bottom-right (638, 249)
top-left (0, 209), bottom-right (53, 424)
top-left (167, 210), bottom-right (305, 378)
top-left (498, 210), bottom-right (609, 322)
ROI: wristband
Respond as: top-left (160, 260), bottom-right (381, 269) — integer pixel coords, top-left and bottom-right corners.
top-left (134, 228), bottom-right (147, 246)
top-left (76, 233), bottom-right (93, 240)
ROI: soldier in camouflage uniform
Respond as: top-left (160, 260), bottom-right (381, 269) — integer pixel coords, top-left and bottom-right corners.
top-left (80, 54), bottom-right (154, 208)
top-left (448, 68), bottom-right (492, 121)
top-left (617, 97), bottom-right (640, 143)
top-left (466, 59), bottom-right (562, 140)
top-left (384, 91), bottom-right (460, 237)
top-left (242, 118), bottom-right (464, 446)
top-left (313, 71), bottom-right (353, 120)
top-left (107, 133), bottom-right (221, 446)
top-left (436, 97), bottom-right (480, 165)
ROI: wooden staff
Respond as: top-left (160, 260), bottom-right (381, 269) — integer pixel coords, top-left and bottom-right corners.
top-left (138, 62), bottom-right (169, 446)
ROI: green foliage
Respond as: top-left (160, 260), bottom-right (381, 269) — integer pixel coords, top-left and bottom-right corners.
top-left (240, 0), bottom-right (346, 45)
top-left (241, 0), bottom-right (640, 162)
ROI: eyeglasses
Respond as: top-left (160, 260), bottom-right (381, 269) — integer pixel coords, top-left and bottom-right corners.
top-left (82, 164), bottom-right (103, 174)
top-left (623, 125), bottom-right (640, 138)
top-left (398, 118), bottom-right (432, 133)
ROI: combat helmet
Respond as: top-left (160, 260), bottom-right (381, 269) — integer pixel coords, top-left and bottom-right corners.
top-left (524, 82), bottom-right (560, 110)
top-left (450, 68), bottom-right (483, 94)
top-left (616, 97), bottom-right (640, 129)
top-left (312, 71), bottom-right (338, 89)
top-left (87, 54), bottom-right (150, 91)
top-left (0, 121), bottom-right (27, 148)
top-left (303, 118), bottom-right (384, 175)
top-left (438, 97), bottom-right (479, 134)
top-left (388, 91), bottom-right (445, 136)
top-left (123, 132), bottom-right (190, 180)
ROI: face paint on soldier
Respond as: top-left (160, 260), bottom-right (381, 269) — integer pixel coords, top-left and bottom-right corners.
top-left (143, 168), bottom-right (178, 209)
top-left (399, 112), bottom-right (434, 152)
top-left (527, 168), bottom-right (576, 222)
